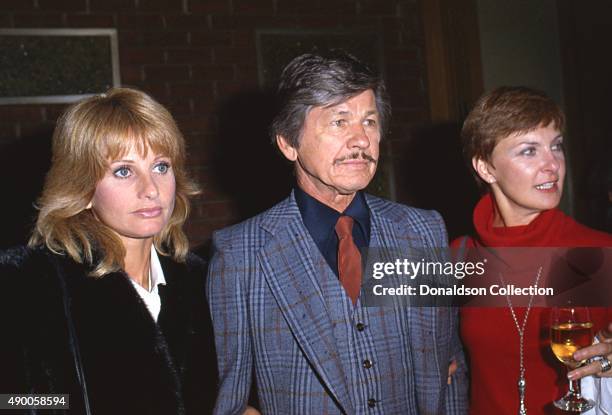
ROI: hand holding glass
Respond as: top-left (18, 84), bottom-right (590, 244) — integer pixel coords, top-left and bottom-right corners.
top-left (550, 306), bottom-right (594, 412)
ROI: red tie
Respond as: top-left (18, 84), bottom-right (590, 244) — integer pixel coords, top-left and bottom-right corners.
top-left (335, 215), bottom-right (362, 305)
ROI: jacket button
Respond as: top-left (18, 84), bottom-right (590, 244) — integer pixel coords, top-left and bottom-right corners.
top-left (356, 322), bottom-right (365, 331)
top-left (367, 398), bottom-right (376, 408)
top-left (363, 359), bottom-right (372, 369)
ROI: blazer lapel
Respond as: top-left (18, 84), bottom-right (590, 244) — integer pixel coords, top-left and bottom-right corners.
top-left (258, 198), bottom-right (354, 414)
top-left (157, 257), bottom-right (191, 372)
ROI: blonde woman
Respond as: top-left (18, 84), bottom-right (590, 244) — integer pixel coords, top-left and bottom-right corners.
top-left (0, 88), bottom-right (213, 414)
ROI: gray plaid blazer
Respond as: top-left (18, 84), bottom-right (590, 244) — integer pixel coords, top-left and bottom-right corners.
top-left (207, 192), bottom-right (468, 414)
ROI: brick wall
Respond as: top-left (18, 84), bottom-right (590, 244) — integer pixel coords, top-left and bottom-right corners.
top-left (0, 0), bottom-right (430, 251)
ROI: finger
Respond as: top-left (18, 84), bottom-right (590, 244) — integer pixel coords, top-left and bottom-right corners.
top-left (568, 360), bottom-right (607, 380)
top-left (448, 359), bottom-right (458, 377)
top-left (574, 342), bottom-right (612, 361)
top-left (600, 322), bottom-right (612, 341)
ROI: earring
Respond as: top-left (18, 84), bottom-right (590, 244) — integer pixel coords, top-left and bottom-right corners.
top-left (86, 201), bottom-right (93, 209)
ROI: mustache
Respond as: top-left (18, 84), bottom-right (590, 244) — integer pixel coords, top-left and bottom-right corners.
top-left (334, 152), bottom-right (377, 164)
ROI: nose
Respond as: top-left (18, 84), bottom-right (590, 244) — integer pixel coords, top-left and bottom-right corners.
top-left (138, 173), bottom-right (159, 199)
top-left (346, 122), bottom-right (371, 150)
top-left (542, 149), bottom-right (563, 173)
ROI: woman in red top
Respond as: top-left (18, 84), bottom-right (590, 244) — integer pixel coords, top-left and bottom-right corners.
top-left (456, 86), bottom-right (612, 414)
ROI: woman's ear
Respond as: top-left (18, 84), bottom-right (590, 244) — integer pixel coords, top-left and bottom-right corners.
top-left (276, 135), bottom-right (298, 161)
top-left (472, 157), bottom-right (496, 184)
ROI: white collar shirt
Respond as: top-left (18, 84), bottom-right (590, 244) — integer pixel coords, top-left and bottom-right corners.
top-left (128, 245), bottom-right (166, 322)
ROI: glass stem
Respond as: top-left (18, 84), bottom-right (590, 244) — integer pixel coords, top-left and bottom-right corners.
top-left (568, 373), bottom-right (581, 398)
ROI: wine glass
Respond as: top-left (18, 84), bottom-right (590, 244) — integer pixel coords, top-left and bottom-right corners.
top-left (550, 306), bottom-right (595, 412)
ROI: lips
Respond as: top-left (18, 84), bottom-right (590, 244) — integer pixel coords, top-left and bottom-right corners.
top-left (133, 207), bottom-right (163, 218)
top-left (535, 181), bottom-right (558, 191)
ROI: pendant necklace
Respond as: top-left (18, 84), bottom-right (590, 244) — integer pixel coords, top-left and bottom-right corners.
top-left (498, 266), bottom-right (543, 415)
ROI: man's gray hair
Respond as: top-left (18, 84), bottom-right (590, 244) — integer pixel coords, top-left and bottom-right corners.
top-left (271, 50), bottom-right (391, 149)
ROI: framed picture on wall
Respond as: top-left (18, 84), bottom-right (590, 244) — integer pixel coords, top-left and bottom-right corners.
top-left (0, 28), bottom-right (120, 105)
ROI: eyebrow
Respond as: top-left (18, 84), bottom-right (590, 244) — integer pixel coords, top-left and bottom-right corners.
top-left (110, 155), bottom-right (168, 164)
top-left (517, 134), bottom-right (563, 146)
top-left (330, 109), bottom-right (379, 116)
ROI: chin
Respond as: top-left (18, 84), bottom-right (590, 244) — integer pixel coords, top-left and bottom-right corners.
top-left (336, 177), bottom-right (374, 193)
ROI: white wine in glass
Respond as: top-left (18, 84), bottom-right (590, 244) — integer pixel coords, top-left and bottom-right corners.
top-left (550, 307), bottom-right (595, 412)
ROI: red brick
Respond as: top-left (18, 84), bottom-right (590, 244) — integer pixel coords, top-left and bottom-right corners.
top-left (18, 121), bottom-right (55, 139)
top-left (174, 115), bottom-right (212, 134)
top-left (144, 65), bottom-right (191, 82)
top-left (90, 0), bottom-right (136, 12)
top-left (233, 0), bottom-right (274, 15)
top-left (185, 142), bottom-right (214, 165)
top-left (389, 90), bottom-right (425, 109)
top-left (184, 220), bottom-right (233, 244)
top-left (43, 104), bottom-right (69, 122)
top-left (215, 81), bottom-right (258, 99)
top-left (135, 83), bottom-right (169, 101)
top-left (164, 14), bottom-right (209, 29)
top-left (198, 201), bottom-right (237, 219)
top-left (13, 13), bottom-right (63, 27)
top-left (190, 30), bottom-right (232, 47)
top-left (117, 13), bottom-right (164, 28)
top-left (231, 29), bottom-right (255, 48)
top-left (210, 14), bottom-right (296, 30)
top-left (397, 0), bottom-right (418, 17)
top-left (120, 65), bottom-right (144, 83)
top-left (120, 30), bottom-right (189, 47)
top-left (386, 62), bottom-right (421, 80)
top-left (358, 0), bottom-right (398, 16)
top-left (276, 0), bottom-right (315, 15)
top-left (213, 47), bottom-right (255, 65)
top-left (192, 64), bottom-right (235, 81)
top-left (0, 106), bottom-right (45, 122)
top-left (191, 97), bottom-right (216, 114)
top-left (338, 15), bottom-right (379, 29)
top-left (65, 13), bottom-right (115, 27)
top-left (120, 47), bottom-right (165, 65)
top-left (0, 0), bottom-right (36, 11)
top-left (183, 132), bottom-right (212, 150)
top-left (278, 0), bottom-right (356, 16)
top-left (37, 0), bottom-right (87, 11)
top-left (187, 0), bottom-right (230, 14)
top-left (391, 108), bottom-right (428, 125)
top-left (233, 65), bottom-right (258, 83)
top-left (293, 15), bottom-right (343, 28)
top-left (163, 98), bottom-right (194, 115)
top-left (166, 48), bottom-right (213, 64)
top-left (0, 123), bottom-right (17, 140)
top-left (385, 46), bottom-right (419, 62)
top-left (138, 0), bottom-right (184, 12)
top-left (0, 14), bottom-right (13, 26)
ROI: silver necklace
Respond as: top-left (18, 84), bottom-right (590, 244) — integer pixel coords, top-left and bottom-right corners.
top-left (498, 266), bottom-right (543, 415)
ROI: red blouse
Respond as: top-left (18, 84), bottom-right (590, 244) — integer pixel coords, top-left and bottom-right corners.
top-left (454, 194), bottom-right (612, 414)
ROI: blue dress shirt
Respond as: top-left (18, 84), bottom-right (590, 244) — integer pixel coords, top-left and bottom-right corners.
top-left (294, 187), bottom-right (371, 277)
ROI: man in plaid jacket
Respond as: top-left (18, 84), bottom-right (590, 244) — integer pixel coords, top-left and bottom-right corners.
top-left (207, 51), bottom-right (467, 415)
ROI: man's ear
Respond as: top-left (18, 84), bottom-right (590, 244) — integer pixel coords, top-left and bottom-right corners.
top-left (472, 157), bottom-right (496, 184)
top-left (276, 135), bottom-right (298, 161)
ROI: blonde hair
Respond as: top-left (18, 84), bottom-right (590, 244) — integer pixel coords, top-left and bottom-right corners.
top-left (29, 88), bottom-right (200, 277)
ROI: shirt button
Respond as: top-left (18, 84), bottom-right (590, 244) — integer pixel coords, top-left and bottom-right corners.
top-left (363, 359), bottom-right (372, 369)
top-left (367, 398), bottom-right (377, 408)
top-left (356, 322), bottom-right (365, 331)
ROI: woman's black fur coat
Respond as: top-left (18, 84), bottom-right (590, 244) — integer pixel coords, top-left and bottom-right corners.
top-left (0, 246), bottom-right (217, 415)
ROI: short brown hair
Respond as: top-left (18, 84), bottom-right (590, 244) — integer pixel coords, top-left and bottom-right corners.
top-left (29, 87), bottom-right (200, 277)
top-left (461, 86), bottom-right (565, 187)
